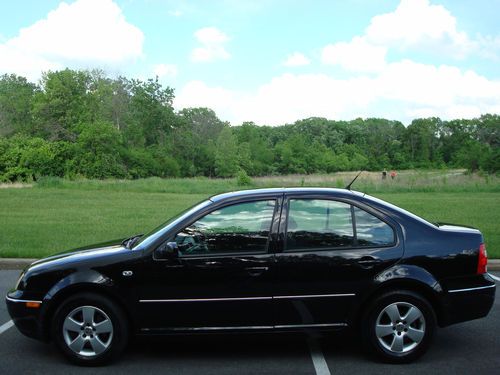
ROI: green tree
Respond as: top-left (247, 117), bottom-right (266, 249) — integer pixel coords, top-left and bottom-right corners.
top-left (33, 69), bottom-right (96, 140)
top-left (0, 74), bottom-right (38, 136)
top-left (71, 121), bottom-right (126, 178)
top-left (215, 127), bottom-right (239, 177)
top-left (127, 77), bottom-right (176, 146)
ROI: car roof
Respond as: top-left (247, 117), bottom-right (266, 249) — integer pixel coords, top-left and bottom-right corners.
top-left (209, 187), bottom-right (358, 202)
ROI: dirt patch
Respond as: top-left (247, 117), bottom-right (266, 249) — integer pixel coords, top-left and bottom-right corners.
top-left (0, 183), bottom-right (33, 189)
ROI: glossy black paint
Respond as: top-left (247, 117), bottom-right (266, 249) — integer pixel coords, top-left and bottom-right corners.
top-left (6, 188), bottom-right (496, 341)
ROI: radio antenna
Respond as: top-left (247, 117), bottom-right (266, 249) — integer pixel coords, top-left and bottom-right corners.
top-left (345, 171), bottom-right (362, 190)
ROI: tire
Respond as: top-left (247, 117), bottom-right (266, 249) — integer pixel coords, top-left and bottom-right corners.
top-left (361, 290), bottom-right (436, 364)
top-left (52, 292), bottom-right (129, 366)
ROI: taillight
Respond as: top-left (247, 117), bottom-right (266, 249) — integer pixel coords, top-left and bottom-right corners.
top-left (477, 243), bottom-right (488, 274)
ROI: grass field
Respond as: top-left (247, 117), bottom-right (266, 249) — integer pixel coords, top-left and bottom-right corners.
top-left (0, 171), bottom-right (499, 259)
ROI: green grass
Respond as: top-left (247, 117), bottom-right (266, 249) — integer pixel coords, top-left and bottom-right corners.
top-left (0, 188), bottom-right (205, 258)
top-left (374, 192), bottom-right (499, 259)
top-left (0, 173), bottom-right (499, 259)
top-left (29, 169), bottom-right (500, 194)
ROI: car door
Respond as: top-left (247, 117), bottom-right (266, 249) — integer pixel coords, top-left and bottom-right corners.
top-left (273, 193), bottom-right (404, 328)
top-left (137, 196), bottom-right (281, 332)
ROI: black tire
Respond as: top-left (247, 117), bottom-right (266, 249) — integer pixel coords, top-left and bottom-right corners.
top-left (52, 292), bottom-right (129, 366)
top-left (361, 290), bottom-right (436, 364)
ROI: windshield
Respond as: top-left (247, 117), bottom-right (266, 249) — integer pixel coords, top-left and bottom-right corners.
top-left (133, 199), bottom-right (212, 249)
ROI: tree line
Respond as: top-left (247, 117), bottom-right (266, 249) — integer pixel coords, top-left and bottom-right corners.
top-left (0, 69), bottom-right (498, 182)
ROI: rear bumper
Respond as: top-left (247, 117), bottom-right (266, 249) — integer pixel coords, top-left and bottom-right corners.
top-left (5, 295), bottom-right (44, 340)
top-left (440, 281), bottom-right (496, 327)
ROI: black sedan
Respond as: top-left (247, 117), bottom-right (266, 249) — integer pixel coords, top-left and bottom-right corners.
top-left (6, 188), bottom-right (496, 365)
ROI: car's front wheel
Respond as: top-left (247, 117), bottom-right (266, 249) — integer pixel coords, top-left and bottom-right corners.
top-left (362, 290), bottom-right (436, 363)
top-left (52, 292), bottom-right (128, 366)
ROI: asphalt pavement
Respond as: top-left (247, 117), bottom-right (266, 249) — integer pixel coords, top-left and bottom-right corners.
top-left (1, 270), bottom-right (499, 375)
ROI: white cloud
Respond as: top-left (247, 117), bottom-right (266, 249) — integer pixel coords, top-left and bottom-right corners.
top-left (169, 10), bottom-right (183, 17)
top-left (321, 0), bottom-right (500, 73)
top-left (153, 63), bottom-right (178, 78)
top-left (191, 27), bottom-right (231, 62)
top-left (0, 0), bottom-right (144, 80)
top-left (365, 0), bottom-right (474, 58)
top-left (0, 45), bottom-right (61, 80)
top-left (175, 80), bottom-right (236, 114)
top-left (175, 62), bottom-right (500, 125)
top-left (176, 1), bottom-right (500, 125)
top-left (476, 35), bottom-right (500, 61)
top-left (283, 52), bottom-right (310, 67)
top-left (322, 36), bottom-right (387, 72)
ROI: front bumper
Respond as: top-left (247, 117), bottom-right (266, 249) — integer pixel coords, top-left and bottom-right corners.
top-left (5, 294), bottom-right (44, 340)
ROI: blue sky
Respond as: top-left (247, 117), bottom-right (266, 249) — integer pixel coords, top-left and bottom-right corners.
top-left (1, 0), bottom-right (499, 125)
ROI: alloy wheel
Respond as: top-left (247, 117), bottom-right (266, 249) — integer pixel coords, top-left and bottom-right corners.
top-left (62, 305), bottom-right (114, 357)
top-left (375, 301), bottom-right (426, 353)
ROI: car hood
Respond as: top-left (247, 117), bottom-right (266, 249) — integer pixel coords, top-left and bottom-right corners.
top-left (27, 238), bottom-right (130, 271)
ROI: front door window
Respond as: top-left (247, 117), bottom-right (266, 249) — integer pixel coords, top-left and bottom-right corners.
top-left (173, 200), bottom-right (276, 256)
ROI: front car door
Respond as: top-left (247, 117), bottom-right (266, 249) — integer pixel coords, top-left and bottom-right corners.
top-left (273, 192), bottom-right (404, 328)
top-left (137, 195), bottom-right (281, 332)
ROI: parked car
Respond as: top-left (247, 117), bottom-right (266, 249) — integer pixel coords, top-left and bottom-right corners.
top-left (6, 188), bottom-right (496, 365)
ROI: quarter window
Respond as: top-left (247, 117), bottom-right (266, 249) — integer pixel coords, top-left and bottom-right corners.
top-left (173, 200), bottom-right (276, 255)
top-left (354, 207), bottom-right (394, 246)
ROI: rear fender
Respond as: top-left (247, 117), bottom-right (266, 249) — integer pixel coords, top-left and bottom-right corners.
top-left (374, 264), bottom-right (442, 292)
top-left (354, 264), bottom-right (446, 326)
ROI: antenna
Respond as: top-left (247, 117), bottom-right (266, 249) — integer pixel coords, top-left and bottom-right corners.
top-left (345, 171), bottom-right (362, 190)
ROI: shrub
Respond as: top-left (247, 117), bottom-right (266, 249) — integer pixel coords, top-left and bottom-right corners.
top-left (236, 169), bottom-right (253, 186)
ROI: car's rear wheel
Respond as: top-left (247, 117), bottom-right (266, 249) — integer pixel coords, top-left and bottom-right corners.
top-left (362, 290), bottom-right (436, 363)
top-left (52, 293), bottom-right (128, 366)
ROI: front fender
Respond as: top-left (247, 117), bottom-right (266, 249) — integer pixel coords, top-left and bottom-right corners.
top-left (38, 269), bottom-right (119, 340)
top-left (44, 269), bottom-right (114, 302)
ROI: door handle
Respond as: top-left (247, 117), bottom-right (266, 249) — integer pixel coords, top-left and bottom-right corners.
top-left (358, 257), bottom-right (381, 269)
top-left (245, 266), bottom-right (269, 276)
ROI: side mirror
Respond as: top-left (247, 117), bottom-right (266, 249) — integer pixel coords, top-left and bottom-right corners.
top-left (154, 241), bottom-right (178, 260)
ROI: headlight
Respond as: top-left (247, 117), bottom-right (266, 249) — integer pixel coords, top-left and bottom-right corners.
top-left (14, 271), bottom-right (25, 290)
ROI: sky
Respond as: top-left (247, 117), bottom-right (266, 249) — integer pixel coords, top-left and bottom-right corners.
top-left (0, 0), bottom-right (500, 125)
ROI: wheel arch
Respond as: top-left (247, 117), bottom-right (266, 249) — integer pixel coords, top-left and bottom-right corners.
top-left (353, 265), bottom-right (445, 328)
top-left (40, 282), bottom-right (134, 341)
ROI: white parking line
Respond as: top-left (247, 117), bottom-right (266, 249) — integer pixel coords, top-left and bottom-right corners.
top-left (0, 320), bottom-right (14, 335)
top-left (489, 273), bottom-right (500, 282)
top-left (307, 338), bottom-right (331, 375)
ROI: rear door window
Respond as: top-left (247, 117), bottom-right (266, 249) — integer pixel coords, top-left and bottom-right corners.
top-left (286, 199), bottom-right (354, 250)
top-left (285, 199), bottom-right (395, 251)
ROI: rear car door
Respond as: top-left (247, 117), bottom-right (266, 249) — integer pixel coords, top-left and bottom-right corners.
top-left (273, 193), bottom-right (404, 328)
top-left (137, 196), bottom-right (281, 332)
